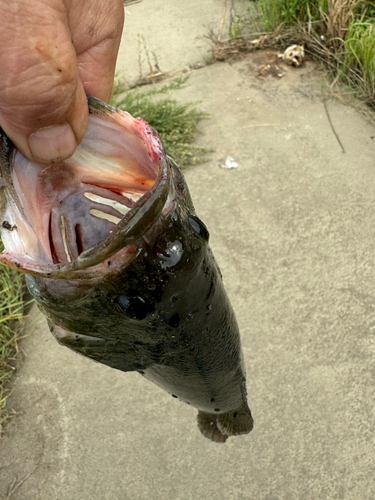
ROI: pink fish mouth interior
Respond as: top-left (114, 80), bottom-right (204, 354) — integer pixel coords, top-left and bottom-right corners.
top-left (0, 105), bottom-right (163, 272)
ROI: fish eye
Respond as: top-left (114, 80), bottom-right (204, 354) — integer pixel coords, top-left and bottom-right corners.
top-left (188, 215), bottom-right (209, 242)
top-left (115, 295), bottom-right (148, 320)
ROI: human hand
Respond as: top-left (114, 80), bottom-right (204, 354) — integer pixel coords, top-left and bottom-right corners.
top-left (0, 0), bottom-right (124, 164)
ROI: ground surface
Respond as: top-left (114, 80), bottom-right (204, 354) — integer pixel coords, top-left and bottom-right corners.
top-left (1, 1), bottom-right (375, 499)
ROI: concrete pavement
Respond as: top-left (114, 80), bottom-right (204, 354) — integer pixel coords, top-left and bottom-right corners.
top-left (1, 1), bottom-right (375, 499)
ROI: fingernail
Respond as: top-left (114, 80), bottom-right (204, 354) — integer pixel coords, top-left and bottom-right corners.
top-left (28, 123), bottom-right (77, 163)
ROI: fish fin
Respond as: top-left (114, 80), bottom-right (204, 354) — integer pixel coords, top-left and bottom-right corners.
top-left (49, 323), bottom-right (155, 372)
top-left (196, 411), bottom-right (228, 443)
top-left (217, 406), bottom-right (254, 436)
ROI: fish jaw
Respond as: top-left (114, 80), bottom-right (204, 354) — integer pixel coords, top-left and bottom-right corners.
top-left (0, 97), bottom-right (171, 279)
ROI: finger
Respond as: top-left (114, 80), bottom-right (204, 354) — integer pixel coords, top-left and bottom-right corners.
top-left (67, 0), bottom-right (124, 102)
top-left (0, 0), bottom-right (88, 164)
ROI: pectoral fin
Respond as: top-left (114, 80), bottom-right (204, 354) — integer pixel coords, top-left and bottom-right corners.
top-left (49, 323), bottom-right (156, 372)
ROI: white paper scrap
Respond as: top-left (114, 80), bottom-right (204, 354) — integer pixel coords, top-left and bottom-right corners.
top-left (220, 156), bottom-right (239, 169)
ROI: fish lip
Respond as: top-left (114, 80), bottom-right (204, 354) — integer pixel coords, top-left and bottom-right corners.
top-left (0, 98), bottom-right (173, 279)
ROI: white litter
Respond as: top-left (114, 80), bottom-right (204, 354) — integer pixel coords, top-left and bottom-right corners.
top-left (220, 156), bottom-right (239, 169)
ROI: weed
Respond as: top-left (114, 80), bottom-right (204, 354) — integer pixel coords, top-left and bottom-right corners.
top-left (258, 0), bottom-right (327, 31)
top-left (322, 0), bottom-right (359, 46)
top-left (343, 19), bottom-right (375, 103)
top-left (111, 75), bottom-right (210, 167)
top-left (0, 247), bottom-right (30, 430)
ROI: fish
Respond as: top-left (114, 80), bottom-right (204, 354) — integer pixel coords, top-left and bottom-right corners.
top-left (0, 96), bottom-right (253, 443)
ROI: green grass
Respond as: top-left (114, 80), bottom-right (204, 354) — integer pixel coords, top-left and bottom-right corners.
top-left (110, 75), bottom-right (210, 168)
top-left (258, 0), bottom-right (327, 31)
top-left (0, 252), bottom-right (28, 430)
top-left (343, 19), bottom-right (375, 103)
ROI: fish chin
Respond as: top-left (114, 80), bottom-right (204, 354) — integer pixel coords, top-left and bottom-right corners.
top-left (0, 97), bottom-right (171, 279)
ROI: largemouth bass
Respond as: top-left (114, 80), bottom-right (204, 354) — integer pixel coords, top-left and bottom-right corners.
top-left (0, 97), bottom-right (253, 443)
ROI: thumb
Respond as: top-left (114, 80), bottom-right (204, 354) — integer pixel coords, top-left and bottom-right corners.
top-left (0, 1), bottom-right (88, 164)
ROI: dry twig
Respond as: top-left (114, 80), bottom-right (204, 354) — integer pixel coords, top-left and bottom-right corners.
top-left (205, 29), bottom-right (269, 61)
top-left (323, 100), bottom-right (346, 153)
top-left (5, 457), bottom-right (43, 500)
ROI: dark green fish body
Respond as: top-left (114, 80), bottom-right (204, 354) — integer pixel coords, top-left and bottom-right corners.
top-left (0, 97), bottom-right (253, 442)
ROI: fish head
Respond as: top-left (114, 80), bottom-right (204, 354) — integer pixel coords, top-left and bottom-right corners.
top-left (0, 96), bottom-right (207, 350)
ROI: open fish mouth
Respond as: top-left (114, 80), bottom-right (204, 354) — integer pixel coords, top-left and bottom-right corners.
top-left (0, 97), bottom-right (171, 279)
